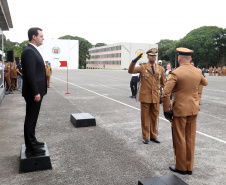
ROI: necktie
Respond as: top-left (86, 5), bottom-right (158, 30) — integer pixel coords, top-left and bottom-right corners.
top-left (151, 66), bottom-right (155, 74)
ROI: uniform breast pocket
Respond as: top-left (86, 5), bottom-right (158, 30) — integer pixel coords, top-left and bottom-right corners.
top-left (143, 73), bottom-right (150, 78)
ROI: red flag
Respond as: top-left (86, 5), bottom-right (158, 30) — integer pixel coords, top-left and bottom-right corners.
top-left (60, 61), bottom-right (67, 67)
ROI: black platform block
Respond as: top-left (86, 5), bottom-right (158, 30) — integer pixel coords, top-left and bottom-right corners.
top-left (70, 113), bottom-right (96, 127)
top-left (19, 143), bottom-right (52, 173)
top-left (138, 174), bottom-right (188, 185)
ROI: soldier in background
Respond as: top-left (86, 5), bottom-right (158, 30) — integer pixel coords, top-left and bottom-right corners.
top-left (209, 66), bottom-right (213, 76)
top-left (11, 61), bottom-right (18, 90)
top-left (129, 63), bottom-right (140, 98)
top-left (190, 61), bottom-right (204, 104)
top-left (45, 61), bottom-right (52, 88)
top-left (217, 67), bottom-right (221, 76)
top-left (4, 61), bottom-right (10, 91)
top-left (213, 66), bottom-right (216, 76)
top-left (163, 47), bottom-right (208, 175)
top-left (223, 66), bottom-right (226, 76)
top-left (128, 48), bottom-right (165, 144)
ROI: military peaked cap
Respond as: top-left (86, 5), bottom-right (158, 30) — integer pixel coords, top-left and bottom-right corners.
top-left (176, 47), bottom-right (194, 56)
top-left (146, 48), bottom-right (158, 56)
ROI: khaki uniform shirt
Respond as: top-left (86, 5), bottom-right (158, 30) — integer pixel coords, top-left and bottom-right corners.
top-left (128, 62), bottom-right (165, 103)
top-left (11, 65), bottom-right (18, 78)
top-left (45, 65), bottom-right (52, 76)
top-left (4, 64), bottom-right (10, 78)
top-left (217, 67), bottom-right (221, 74)
top-left (162, 63), bottom-right (208, 117)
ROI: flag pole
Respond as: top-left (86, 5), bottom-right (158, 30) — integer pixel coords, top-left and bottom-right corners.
top-left (65, 66), bottom-right (70, 94)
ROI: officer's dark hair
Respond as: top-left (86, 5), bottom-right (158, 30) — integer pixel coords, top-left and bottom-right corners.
top-left (28, 27), bottom-right (42, 41)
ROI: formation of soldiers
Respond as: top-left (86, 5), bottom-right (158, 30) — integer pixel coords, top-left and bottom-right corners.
top-left (0, 60), bottom-right (52, 91)
top-left (2, 61), bottom-right (18, 91)
top-left (209, 66), bottom-right (226, 76)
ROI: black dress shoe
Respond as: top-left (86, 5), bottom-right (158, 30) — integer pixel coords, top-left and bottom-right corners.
top-left (187, 171), bottom-right (192, 175)
top-left (150, 138), bottom-right (161, 143)
top-left (169, 165), bottom-right (187, 175)
top-left (25, 148), bottom-right (45, 156)
top-left (35, 141), bottom-right (45, 146)
top-left (143, 139), bottom-right (149, 144)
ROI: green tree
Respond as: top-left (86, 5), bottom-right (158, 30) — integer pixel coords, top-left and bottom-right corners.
top-left (58, 35), bottom-right (92, 69)
top-left (95, 43), bottom-right (107, 47)
top-left (176, 26), bottom-right (226, 68)
top-left (157, 39), bottom-right (178, 67)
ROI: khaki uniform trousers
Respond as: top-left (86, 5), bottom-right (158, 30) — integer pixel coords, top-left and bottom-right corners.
top-left (5, 76), bottom-right (10, 90)
top-left (173, 115), bottom-right (197, 172)
top-left (46, 75), bottom-right (50, 87)
top-left (140, 102), bottom-right (159, 140)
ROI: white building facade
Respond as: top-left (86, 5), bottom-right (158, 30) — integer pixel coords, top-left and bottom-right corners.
top-left (39, 39), bottom-right (79, 69)
top-left (86, 42), bottom-right (158, 69)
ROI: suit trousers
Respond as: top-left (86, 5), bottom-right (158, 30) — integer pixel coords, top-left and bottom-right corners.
top-left (172, 115), bottom-right (197, 171)
top-left (140, 102), bottom-right (159, 140)
top-left (24, 96), bottom-right (43, 149)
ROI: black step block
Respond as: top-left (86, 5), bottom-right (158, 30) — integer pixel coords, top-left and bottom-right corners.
top-left (19, 143), bottom-right (52, 173)
top-left (70, 113), bottom-right (96, 127)
top-left (138, 174), bottom-right (188, 185)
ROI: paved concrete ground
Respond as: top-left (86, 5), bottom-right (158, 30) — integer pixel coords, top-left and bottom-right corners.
top-left (0, 70), bottom-right (225, 185)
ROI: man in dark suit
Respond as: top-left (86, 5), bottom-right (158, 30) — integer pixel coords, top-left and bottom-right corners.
top-left (21, 27), bottom-right (47, 156)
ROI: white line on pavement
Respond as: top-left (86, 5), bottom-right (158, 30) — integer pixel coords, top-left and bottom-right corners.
top-left (205, 88), bottom-right (226, 93)
top-left (53, 76), bottom-right (226, 145)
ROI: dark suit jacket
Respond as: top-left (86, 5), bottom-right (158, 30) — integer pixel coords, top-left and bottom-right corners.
top-left (21, 44), bottom-right (47, 99)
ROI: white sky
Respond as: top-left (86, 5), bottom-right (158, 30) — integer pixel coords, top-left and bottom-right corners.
top-left (4, 0), bottom-right (226, 45)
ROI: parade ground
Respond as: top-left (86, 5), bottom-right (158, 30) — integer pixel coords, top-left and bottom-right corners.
top-left (0, 69), bottom-right (226, 185)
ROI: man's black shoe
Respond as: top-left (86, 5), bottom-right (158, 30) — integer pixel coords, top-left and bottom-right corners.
top-left (187, 171), bottom-right (192, 175)
top-left (129, 96), bottom-right (136, 98)
top-left (150, 138), bottom-right (161, 143)
top-left (25, 148), bottom-right (45, 156)
top-left (169, 165), bottom-right (187, 175)
top-left (143, 139), bottom-right (149, 144)
top-left (35, 141), bottom-right (45, 146)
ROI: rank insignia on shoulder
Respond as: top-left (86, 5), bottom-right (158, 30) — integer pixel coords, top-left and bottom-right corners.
top-left (167, 74), bottom-right (171, 80)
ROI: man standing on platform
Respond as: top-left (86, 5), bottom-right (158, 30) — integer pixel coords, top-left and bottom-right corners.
top-left (128, 48), bottom-right (165, 144)
top-left (21, 27), bottom-right (47, 156)
top-left (162, 47), bottom-right (208, 175)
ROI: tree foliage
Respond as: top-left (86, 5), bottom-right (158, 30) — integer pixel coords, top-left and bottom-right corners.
top-left (158, 26), bottom-right (226, 68)
top-left (95, 43), bottom-right (107, 47)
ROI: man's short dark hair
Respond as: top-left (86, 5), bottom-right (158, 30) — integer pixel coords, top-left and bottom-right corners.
top-left (28, 27), bottom-right (42, 41)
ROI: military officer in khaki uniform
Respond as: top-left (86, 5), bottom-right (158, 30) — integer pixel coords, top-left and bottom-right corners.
top-left (128, 48), bottom-right (165, 144)
top-left (217, 67), bottom-right (221, 76)
top-left (213, 66), bottom-right (216, 76)
top-left (4, 61), bottom-right (11, 90)
top-left (11, 61), bottom-right (18, 90)
top-left (162, 47), bottom-right (208, 175)
top-left (45, 61), bottom-right (52, 88)
top-left (190, 61), bottom-right (204, 104)
top-left (209, 66), bottom-right (213, 76)
top-left (223, 66), bottom-right (226, 76)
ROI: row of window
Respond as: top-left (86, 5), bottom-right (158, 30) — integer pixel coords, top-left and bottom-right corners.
top-left (90, 53), bottom-right (121, 59)
top-left (87, 60), bottom-right (121, 65)
top-left (90, 45), bottom-right (121, 54)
